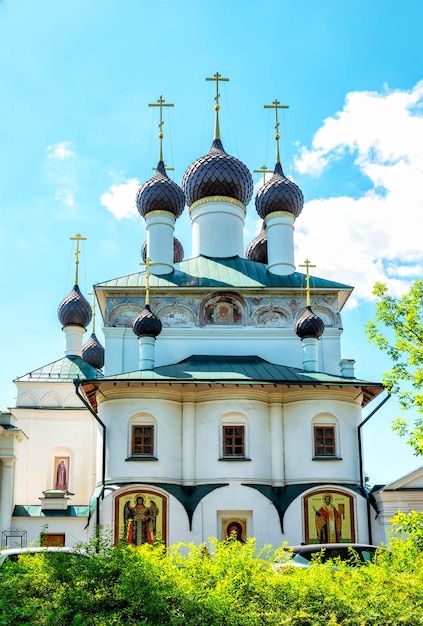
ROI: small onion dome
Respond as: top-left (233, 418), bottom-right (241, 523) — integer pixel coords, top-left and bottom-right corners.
top-left (295, 306), bottom-right (325, 340)
top-left (141, 236), bottom-right (184, 264)
top-left (245, 221), bottom-right (267, 263)
top-left (255, 162), bottom-right (304, 219)
top-left (82, 333), bottom-right (105, 369)
top-left (182, 138), bottom-right (253, 207)
top-left (132, 305), bottom-right (162, 338)
top-left (57, 284), bottom-right (92, 328)
top-left (136, 160), bottom-right (185, 219)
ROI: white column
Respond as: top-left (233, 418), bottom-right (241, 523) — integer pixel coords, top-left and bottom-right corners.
top-left (139, 336), bottom-right (156, 370)
top-left (301, 337), bottom-right (319, 372)
top-left (63, 325), bottom-right (86, 357)
top-left (265, 211), bottom-right (295, 275)
top-left (190, 197), bottom-right (246, 258)
top-left (182, 400), bottom-right (196, 485)
top-left (145, 210), bottom-right (175, 275)
top-left (269, 403), bottom-right (284, 486)
top-left (0, 459), bottom-right (15, 540)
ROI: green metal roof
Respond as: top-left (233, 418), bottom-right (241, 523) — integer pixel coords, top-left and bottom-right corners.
top-left (13, 505), bottom-right (89, 517)
top-left (96, 255), bottom-right (352, 291)
top-left (15, 355), bottom-right (103, 383)
top-left (92, 355), bottom-right (380, 388)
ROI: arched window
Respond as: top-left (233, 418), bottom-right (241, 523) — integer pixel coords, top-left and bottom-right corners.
top-left (128, 414), bottom-right (157, 460)
top-left (312, 413), bottom-right (340, 459)
top-left (219, 413), bottom-right (249, 460)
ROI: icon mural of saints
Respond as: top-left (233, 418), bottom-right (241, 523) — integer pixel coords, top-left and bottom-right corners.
top-left (120, 493), bottom-right (164, 545)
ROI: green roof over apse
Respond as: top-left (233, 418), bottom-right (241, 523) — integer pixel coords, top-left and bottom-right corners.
top-left (95, 256), bottom-right (352, 305)
top-left (14, 355), bottom-right (103, 384)
top-left (79, 356), bottom-right (383, 408)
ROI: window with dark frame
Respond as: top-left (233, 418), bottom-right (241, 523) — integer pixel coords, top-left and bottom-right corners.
top-left (132, 425), bottom-right (154, 457)
top-left (223, 425), bottom-right (245, 457)
top-left (314, 425), bottom-right (336, 457)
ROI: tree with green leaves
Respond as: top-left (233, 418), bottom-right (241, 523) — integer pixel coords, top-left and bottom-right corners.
top-left (366, 280), bottom-right (423, 455)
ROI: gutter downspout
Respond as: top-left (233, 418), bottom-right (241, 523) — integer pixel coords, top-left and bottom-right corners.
top-left (74, 379), bottom-right (107, 544)
top-left (358, 392), bottom-right (391, 544)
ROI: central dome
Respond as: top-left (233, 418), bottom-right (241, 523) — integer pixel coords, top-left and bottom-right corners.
top-left (182, 138), bottom-right (253, 207)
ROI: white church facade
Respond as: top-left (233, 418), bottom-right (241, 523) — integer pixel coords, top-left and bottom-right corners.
top-left (1, 79), bottom-right (421, 550)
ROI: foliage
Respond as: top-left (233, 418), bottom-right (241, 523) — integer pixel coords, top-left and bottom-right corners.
top-left (391, 510), bottom-right (423, 551)
top-left (366, 280), bottom-right (423, 455)
top-left (2, 534), bottom-right (423, 625)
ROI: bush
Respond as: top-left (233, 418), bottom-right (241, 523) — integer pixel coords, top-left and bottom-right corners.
top-left (2, 534), bottom-right (423, 625)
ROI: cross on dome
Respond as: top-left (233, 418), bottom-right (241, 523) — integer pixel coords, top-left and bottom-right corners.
top-left (206, 72), bottom-right (229, 140)
top-left (70, 233), bottom-right (87, 285)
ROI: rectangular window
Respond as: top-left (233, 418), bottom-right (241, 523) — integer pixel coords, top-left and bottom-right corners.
top-left (132, 425), bottom-right (155, 457)
top-left (223, 425), bottom-right (245, 457)
top-left (41, 533), bottom-right (65, 547)
top-left (314, 426), bottom-right (335, 456)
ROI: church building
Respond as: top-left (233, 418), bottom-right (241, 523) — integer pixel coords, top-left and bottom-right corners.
top-left (2, 76), bottom-right (413, 551)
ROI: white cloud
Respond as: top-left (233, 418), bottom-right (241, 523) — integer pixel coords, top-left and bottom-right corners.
top-left (100, 178), bottom-right (140, 220)
top-left (46, 141), bottom-right (75, 160)
top-left (294, 81), bottom-right (423, 304)
top-left (54, 189), bottom-right (75, 206)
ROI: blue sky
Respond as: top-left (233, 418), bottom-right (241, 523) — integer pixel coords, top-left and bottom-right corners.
top-left (1, 0), bottom-right (423, 485)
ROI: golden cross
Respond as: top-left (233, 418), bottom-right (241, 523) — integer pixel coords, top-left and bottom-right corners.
top-left (264, 99), bottom-right (289, 163)
top-left (139, 257), bottom-right (162, 306)
top-left (253, 164), bottom-right (273, 184)
top-left (206, 72), bottom-right (229, 140)
top-left (152, 164), bottom-right (174, 172)
top-left (149, 95), bottom-right (174, 162)
top-left (88, 291), bottom-right (97, 333)
top-left (299, 259), bottom-right (316, 306)
top-left (70, 233), bottom-right (87, 285)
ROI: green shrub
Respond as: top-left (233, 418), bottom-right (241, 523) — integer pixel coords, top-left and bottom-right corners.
top-left (2, 534), bottom-right (423, 625)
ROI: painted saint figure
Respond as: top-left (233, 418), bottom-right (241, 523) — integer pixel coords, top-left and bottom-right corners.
top-left (124, 496), bottom-right (154, 545)
top-left (55, 460), bottom-right (67, 490)
top-left (314, 494), bottom-right (343, 543)
top-left (226, 521), bottom-right (245, 543)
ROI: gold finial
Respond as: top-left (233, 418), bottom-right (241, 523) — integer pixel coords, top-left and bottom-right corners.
top-left (263, 99), bottom-right (289, 164)
top-left (88, 291), bottom-right (97, 333)
top-left (70, 233), bottom-right (87, 285)
top-left (139, 257), bottom-right (162, 306)
top-left (253, 164), bottom-right (273, 185)
top-left (148, 95), bottom-right (174, 164)
top-left (206, 72), bottom-right (229, 140)
top-left (299, 259), bottom-right (316, 307)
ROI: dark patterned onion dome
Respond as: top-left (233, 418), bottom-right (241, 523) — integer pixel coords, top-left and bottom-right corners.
top-left (57, 284), bottom-right (92, 328)
top-left (136, 161), bottom-right (185, 218)
top-left (141, 236), bottom-right (184, 263)
top-left (82, 333), bottom-right (105, 369)
top-left (245, 221), bottom-right (268, 263)
top-left (255, 162), bottom-right (304, 219)
top-left (182, 138), bottom-right (253, 206)
top-left (132, 305), bottom-right (162, 338)
top-left (295, 306), bottom-right (325, 339)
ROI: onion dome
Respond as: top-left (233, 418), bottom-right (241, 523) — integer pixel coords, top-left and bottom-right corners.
top-left (141, 236), bottom-right (184, 264)
top-left (182, 138), bottom-right (253, 206)
top-left (255, 162), bottom-right (304, 219)
top-left (295, 306), bottom-right (325, 340)
top-left (82, 333), bottom-right (105, 369)
top-left (136, 161), bottom-right (185, 218)
top-left (57, 284), bottom-right (92, 329)
top-left (245, 221), bottom-right (268, 263)
top-left (132, 305), bottom-right (162, 338)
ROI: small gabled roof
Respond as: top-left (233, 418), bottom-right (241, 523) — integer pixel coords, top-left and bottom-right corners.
top-left (372, 465), bottom-right (423, 493)
top-left (95, 256), bottom-right (353, 311)
top-left (79, 355), bottom-right (383, 412)
top-left (14, 355), bottom-right (103, 384)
